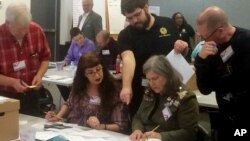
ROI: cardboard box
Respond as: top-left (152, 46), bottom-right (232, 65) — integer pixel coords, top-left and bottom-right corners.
top-left (186, 73), bottom-right (198, 91)
top-left (0, 96), bottom-right (20, 141)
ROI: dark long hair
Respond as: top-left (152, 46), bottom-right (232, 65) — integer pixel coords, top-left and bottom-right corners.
top-left (172, 12), bottom-right (187, 28)
top-left (71, 52), bottom-right (119, 112)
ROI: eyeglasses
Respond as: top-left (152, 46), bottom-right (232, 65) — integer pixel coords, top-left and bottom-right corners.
top-left (85, 65), bottom-right (103, 76)
top-left (125, 9), bottom-right (143, 23)
top-left (197, 26), bottom-right (222, 41)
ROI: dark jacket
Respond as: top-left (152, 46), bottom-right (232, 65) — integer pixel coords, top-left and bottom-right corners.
top-left (78, 11), bottom-right (102, 42)
top-left (132, 88), bottom-right (199, 141)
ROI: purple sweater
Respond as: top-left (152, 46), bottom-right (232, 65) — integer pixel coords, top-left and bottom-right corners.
top-left (65, 38), bottom-right (96, 65)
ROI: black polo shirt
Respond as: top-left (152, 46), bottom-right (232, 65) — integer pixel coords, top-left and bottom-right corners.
top-left (118, 15), bottom-right (179, 87)
top-left (99, 37), bottom-right (119, 70)
top-left (178, 24), bottom-right (195, 48)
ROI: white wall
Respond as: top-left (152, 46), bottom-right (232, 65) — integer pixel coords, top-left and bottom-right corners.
top-left (0, 0), bottom-right (30, 24)
top-left (60, 0), bottom-right (72, 45)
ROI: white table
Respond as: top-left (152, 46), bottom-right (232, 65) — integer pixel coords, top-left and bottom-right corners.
top-left (19, 114), bottom-right (130, 141)
top-left (43, 67), bottom-right (121, 87)
top-left (194, 90), bottom-right (218, 109)
top-left (43, 67), bottom-right (75, 87)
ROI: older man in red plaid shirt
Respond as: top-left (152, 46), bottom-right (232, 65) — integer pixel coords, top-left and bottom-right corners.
top-left (0, 2), bottom-right (51, 115)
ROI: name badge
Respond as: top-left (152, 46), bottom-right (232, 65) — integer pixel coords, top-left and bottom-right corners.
top-left (13, 60), bottom-right (26, 71)
top-left (220, 45), bottom-right (234, 63)
top-left (89, 96), bottom-right (101, 105)
top-left (162, 106), bottom-right (172, 121)
top-left (102, 50), bottom-right (110, 55)
top-left (141, 78), bottom-right (148, 87)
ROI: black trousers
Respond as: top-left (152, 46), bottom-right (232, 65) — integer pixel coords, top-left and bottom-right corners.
top-left (0, 89), bottom-right (42, 116)
top-left (56, 85), bottom-right (71, 101)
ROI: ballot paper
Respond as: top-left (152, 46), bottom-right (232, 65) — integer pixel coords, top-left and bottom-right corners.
top-left (27, 85), bottom-right (37, 89)
top-left (166, 50), bottom-right (195, 84)
top-left (36, 131), bottom-right (60, 140)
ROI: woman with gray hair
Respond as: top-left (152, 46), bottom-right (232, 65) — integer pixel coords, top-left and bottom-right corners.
top-left (130, 55), bottom-right (199, 141)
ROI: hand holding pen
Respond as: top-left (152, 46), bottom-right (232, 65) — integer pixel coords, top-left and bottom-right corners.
top-left (143, 125), bottom-right (161, 140)
top-left (130, 125), bottom-right (160, 141)
top-left (45, 111), bottom-right (64, 122)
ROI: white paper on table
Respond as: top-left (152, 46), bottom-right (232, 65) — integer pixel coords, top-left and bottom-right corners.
top-left (36, 131), bottom-right (60, 140)
top-left (20, 128), bottom-right (36, 141)
top-left (57, 77), bottom-right (73, 82)
top-left (31, 121), bottom-right (46, 130)
top-left (77, 129), bottom-right (111, 138)
top-left (166, 50), bottom-right (195, 84)
top-left (44, 75), bottom-right (68, 80)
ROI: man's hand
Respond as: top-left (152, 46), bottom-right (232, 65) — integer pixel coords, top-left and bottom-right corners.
top-left (13, 79), bottom-right (28, 93)
top-left (174, 39), bottom-right (188, 54)
top-left (198, 41), bottom-right (218, 59)
top-left (32, 75), bottom-right (42, 90)
top-left (120, 86), bottom-right (133, 105)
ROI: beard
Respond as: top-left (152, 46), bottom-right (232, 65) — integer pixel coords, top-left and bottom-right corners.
top-left (132, 12), bottom-right (151, 31)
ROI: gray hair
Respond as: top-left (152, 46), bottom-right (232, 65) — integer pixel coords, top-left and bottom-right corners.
top-left (6, 2), bottom-right (32, 26)
top-left (143, 55), bottom-right (182, 93)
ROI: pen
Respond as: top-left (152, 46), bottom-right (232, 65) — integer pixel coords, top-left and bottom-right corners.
top-left (151, 125), bottom-right (160, 132)
top-left (44, 112), bottom-right (64, 121)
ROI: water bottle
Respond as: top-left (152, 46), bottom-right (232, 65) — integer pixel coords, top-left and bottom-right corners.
top-left (69, 61), bottom-right (75, 71)
top-left (116, 54), bottom-right (121, 73)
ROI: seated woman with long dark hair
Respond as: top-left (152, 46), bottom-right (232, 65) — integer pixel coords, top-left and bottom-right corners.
top-left (46, 52), bottom-right (128, 133)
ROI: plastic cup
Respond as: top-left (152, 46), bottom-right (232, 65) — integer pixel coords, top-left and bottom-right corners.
top-left (56, 62), bottom-right (64, 71)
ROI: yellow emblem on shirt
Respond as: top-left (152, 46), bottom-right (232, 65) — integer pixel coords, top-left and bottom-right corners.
top-left (160, 27), bottom-right (167, 35)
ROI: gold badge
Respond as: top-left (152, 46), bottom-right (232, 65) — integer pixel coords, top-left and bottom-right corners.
top-left (160, 27), bottom-right (167, 35)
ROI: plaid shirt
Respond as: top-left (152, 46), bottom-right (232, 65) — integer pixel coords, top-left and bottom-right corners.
top-left (0, 22), bottom-right (51, 93)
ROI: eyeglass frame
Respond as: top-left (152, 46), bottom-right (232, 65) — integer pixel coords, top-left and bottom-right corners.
top-left (85, 65), bottom-right (103, 77)
top-left (196, 26), bottom-right (223, 41)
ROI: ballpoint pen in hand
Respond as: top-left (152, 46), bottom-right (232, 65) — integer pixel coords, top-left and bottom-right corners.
top-left (151, 125), bottom-right (160, 132)
top-left (44, 112), bottom-right (64, 121)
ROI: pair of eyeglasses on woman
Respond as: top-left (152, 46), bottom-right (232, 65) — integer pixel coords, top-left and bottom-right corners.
top-left (85, 65), bottom-right (103, 76)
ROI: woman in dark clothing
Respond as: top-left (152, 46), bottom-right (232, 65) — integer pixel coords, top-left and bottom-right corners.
top-left (172, 12), bottom-right (195, 62)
